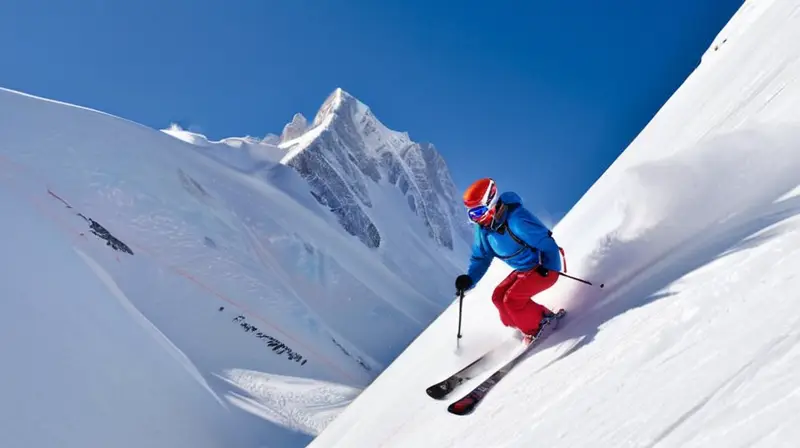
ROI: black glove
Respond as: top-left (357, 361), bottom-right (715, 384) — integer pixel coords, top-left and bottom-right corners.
top-left (455, 274), bottom-right (473, 292)
top-left (534, 265), bottom-right (549, 277)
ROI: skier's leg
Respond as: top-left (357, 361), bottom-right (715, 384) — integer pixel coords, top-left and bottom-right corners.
top-left (502, 270), bottom-right (559, 335)
top-left (491, 270), bottom-right (519, 328)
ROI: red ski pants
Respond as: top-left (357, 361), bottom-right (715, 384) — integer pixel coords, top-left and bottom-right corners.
top-left (491, 269), bottom-right (559, 335)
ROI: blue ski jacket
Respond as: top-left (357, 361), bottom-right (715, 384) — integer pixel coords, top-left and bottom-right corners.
top-left (466, 191), bottom-right (562, 287)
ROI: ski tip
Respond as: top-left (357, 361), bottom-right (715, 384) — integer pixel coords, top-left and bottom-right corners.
top-left (426, 385), bottom-right (451, 400)
top-left (447, 396), bottom-right (478, 416)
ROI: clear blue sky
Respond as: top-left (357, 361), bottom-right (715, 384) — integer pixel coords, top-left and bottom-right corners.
top-left (1, 0), bottom-right (744, 222)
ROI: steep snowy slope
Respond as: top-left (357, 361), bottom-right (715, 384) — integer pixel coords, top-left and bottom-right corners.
top-left (0, 86), bottom-right (465, 445)
top-left (311, 1), bottom-right (800, 446)
top-left (0, 180), bottom-right (253, 448)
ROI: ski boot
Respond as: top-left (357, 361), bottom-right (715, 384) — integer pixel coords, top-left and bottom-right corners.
top-left (522, 309), bottom-right (565, 344)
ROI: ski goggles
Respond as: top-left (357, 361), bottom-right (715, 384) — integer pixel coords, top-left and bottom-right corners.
top-left (468, 205), bottom-right (490, 222)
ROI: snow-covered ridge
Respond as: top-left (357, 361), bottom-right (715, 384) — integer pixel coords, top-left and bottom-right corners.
top-left (163, 88), bottom-right (471, 252)
top-left (163, 123), bottom-right (288, 174)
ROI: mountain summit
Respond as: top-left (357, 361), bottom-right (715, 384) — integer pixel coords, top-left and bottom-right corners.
top-left (279, 88), bottom-right (470, 250)
top-left (161, 88), bottom-right (470, 253)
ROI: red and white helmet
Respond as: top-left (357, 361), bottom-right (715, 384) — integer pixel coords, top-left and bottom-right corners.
top-left (463, 178), bottom-right (499, 225)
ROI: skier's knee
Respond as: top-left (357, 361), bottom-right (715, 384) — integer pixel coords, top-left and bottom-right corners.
top-left (503, 295), bottom-right (528, 310)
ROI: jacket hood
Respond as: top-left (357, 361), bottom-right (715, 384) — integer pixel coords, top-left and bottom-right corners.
top-left (499, 191), bottom-right (522, 205)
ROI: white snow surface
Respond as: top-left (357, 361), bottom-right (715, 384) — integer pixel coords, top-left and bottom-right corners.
top-left (163, 123), bottom-right (288, 168)
top-left (0, 84), bottom-right (467, 444)
top-left (311, 1), bottom-right (800, 447)
top-left (0, 184), bottom-right (247, 448)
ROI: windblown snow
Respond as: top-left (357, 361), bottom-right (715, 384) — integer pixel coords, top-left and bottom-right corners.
top-left (0, 83), bottom-right (468, 445)
top-left (311, 1), bottom-right (800, 447)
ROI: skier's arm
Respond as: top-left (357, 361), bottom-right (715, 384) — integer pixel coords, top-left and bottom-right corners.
top-left (465, 232), bottom-right (492, 288)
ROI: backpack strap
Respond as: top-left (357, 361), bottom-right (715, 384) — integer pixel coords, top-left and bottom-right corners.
top-left (505, 224), bottom-right (568, 273)
top-left (505, 225), bottom-right (551, 248)
top-left (495, 223), bottom-right (536, 261)
top-left (488, 223), bottom-right (526, 260)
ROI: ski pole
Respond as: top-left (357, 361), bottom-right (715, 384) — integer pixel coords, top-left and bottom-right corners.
top-left (542, 249), bottom-right (604, 288)
top-left (456, 289), bottom-right (464, 346)
top-left (557, 271), bottom-right (604, 288)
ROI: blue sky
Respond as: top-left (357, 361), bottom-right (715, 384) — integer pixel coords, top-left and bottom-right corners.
top-left (1, 0), bottom-right (744, 222)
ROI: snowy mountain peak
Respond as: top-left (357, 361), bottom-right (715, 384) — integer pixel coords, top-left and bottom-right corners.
top-left (311, 88), bottom-right (358, 127)
top-left (280, 88), bottom-right (471, 251)
top-left (159, 88), bottom-right (469, 252)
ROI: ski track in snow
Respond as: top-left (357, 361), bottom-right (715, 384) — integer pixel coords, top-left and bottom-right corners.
top-left (310, 1), bottom-right (800, 447)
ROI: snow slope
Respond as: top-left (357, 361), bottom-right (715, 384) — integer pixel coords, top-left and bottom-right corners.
top-left (310, 1), bottom-right (800, 447)
top-left (0, 180), bottom-right (251, 448)
top-left (0, 86), bottom-right (466, 445)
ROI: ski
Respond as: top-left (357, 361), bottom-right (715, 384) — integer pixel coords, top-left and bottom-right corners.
top-left (426, 335), bottom-right (525, 399)
top-left (446, 309), bottom-right (566, 415)
top-left (425, 356), bottom-right (484, 400)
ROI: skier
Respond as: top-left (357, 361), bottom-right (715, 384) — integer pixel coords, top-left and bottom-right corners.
top-left (455, 178), bottom-right (563, 343)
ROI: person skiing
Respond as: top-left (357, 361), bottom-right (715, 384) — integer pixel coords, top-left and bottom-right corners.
top-left (455, 178), bottom-right (564, 343)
